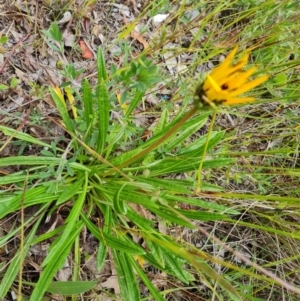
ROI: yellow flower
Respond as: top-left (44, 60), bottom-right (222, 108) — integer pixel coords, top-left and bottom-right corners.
top-left (194, 46), bottom-right (269, 107)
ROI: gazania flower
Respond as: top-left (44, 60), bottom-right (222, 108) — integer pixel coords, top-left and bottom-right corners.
top-left (194, 46), bottom-right (269, 107)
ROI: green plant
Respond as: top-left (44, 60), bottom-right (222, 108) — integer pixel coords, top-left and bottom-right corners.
top-left (0, 46), bottom-right (242, 300)
top-left (2, 0), bottom-right (300, 300)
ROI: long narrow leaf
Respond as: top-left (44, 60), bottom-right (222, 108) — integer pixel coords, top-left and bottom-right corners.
top-left (0, 186), bottom-right (57, 219)
top-left (129, 256), bottom-right (165, 301)
top-left (96, 206), bottom-right (112, 271)
top-left (125, 90), bottom-right (144, 117)
top-left (118, 252), bottom-right (141, 301)
top-left (0, 156), bottom-right (91, 172)
top-left (164, 114), bottom-right (208, 151)
top-left (96, 78), bottom-right (109, 154)
top-left (0, 173), bottom-right (39, 185)
top-left (46, 281), bottom-right (97, 295)
top-left (112, 250), bottom-right (129, 299)
top-left (42, 172), bottom-right (88, 267)
top-left (81, 213), bottom-right (145, 255)
top-left (30, 222), bottom-right (84, 301)
top-left (0, 125), bottom-right (51, 148)
top-left (82, 79), bottom-right (93, 131)
top-left (97, 46), bottom-right (108, 81)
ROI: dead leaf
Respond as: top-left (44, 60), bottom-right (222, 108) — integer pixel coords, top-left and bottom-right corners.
top-left (100, 275), bottom-right (120, 294)
top-left (79, 40), bottom-right (93, 59)
top-left (122, 16), bottom-right (148, 49)
top-left (141, 129), bottom-right (152, 141)
top-left (63, 29), bottom-right (75, 47)
top-left (82, 17), bottom-right (91, 33)
top-left (57, 11), bottom-right (72, 24)
top-left (56, 258), bottom-right (72, 281)
top-left (130, 29), bottom-right (149, 49)
top-left (152, 14), bottom-right (169, 27)
top-left (162, 44), bottom-right (177, 75)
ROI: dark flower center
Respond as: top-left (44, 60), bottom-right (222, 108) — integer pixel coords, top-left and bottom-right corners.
top-left (221, 83), bottom-right (229, 90)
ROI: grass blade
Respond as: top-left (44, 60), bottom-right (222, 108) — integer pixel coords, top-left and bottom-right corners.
top-left (30, 222), bottom-right (84, 301)
top-left (96, 78), bottom-right (109, 154)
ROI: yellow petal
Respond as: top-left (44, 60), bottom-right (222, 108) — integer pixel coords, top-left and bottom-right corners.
top-left (206, 75), bottom-right (221, 92)
top-left (226, 67), bottom-right (257, 88)
top-left (211, 53), bottom-right (249, 82)
top-left (210, 46), bottom-right (238, 76)
top-left (228, 75), bottom-right (269, 97)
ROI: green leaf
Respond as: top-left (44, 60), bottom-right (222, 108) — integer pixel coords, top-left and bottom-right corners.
top-left (81, 213), bottom-right (145, 255)
top-left (164, 114), bottom-right (208, 151)
top-left (112, 250), bottom-right (130, 299)
top-left (0, 156), bottom-right (91, 172)
top-left (180, 131), bottom-right (224, 155)
top-left (117, 252), bottom-right (141, 301)
top-left (135, 176), bottom-right (192, 194)
top-left (0, 35), bottom-right (8, 44)
top-left (42, 22), bottom-right (62, 42)
top-left (153, 108), bottom-right (169, 135)
top-left (30, 222), bottom-right (84, 301)
top-left (141, 157), bottom-right (234, 176)
top-left (0, 172), bottom-right (40, 185)
top-left (176, 208), bottom-right (226, 221)
top-left (143, 233), bottom-right (241, 299)
top-left (82, 79), bottom-right (93, 133)
top-left (125, 90), bottom-right (144, 118)
top-left (126, 208), bottom-right (156, 231)
top-left (0, 186), bottom-right (57, 219)
top-left (10, 77), bottom-right (18, 88)
top-left (129, 256), bottom-right (165, 301)
top-left (0, 84), bottom-right (9, 90)
top-left (112, 189), bottom-right (160, 211)
top-left (162, 250), bottom-right (191, 283)
top-left (113, 183), bottom-right (128, 214)
top-left (96, 206), bottom-right (111, 271)
top-left (149, 206), bottom-right (195, 228)
top-left (145, 240), bottom-right (165, 268)
top-left (56, 177), bottom-right (85, 205)
top-left (273, 73), bottom-right (287, 85)
top-left (97, 46), bottom-right (108, 81)
top-left (166, 194), bottom-right (240, 215)
top-left (96, 78), bottom-right (110, 154)
top-left (0, 125), bottom-right (51, 148)
top-left (42, 173), bottom-right (88, 267)
top-left (46, 281), bottom-right (97, 295)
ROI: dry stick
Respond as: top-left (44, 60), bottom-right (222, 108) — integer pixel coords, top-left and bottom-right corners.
top-left (105, 105), bottom-right (198, 175)
top-left (0, 33), bottom-right (30, 75)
